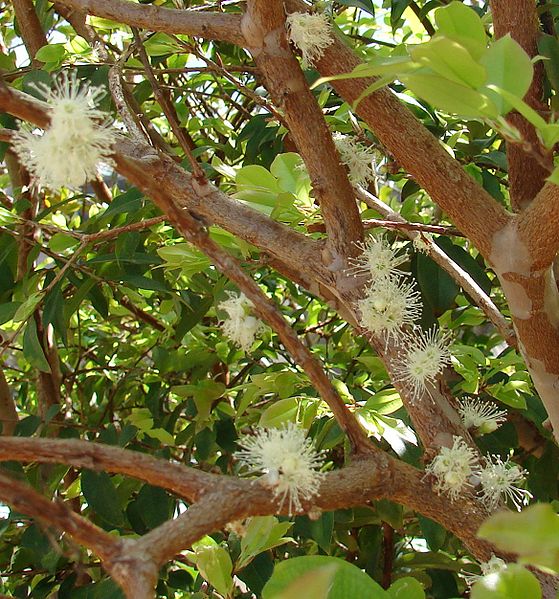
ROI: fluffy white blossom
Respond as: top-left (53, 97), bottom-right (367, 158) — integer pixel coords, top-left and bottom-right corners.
top-left (218, 292), bottom-right (265, 352)
top-left (235, 423), bottom-right (325, 515)
top-left (478, 455), bottom-right (532, 511)
top-left (463, 555), bottom-right (507, 586)
top-left (394, 327), bottom-right (452, 400)
top-left (12, 73), bottom-right (115, 190)
top-left (458, 398), bottom-right (507, 435)
top-left (425, 436), bottom-right (478, 501)
top-left (334, 134), bottom-right (378, 187)
top-left (349, 235), bottom-right (408, 281)
top-left (286, 12), bottom-right (333, 68)
top-left (357, 276), bottom-right (421, 340)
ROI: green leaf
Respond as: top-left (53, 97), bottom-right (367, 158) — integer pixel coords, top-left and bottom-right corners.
top-left (237, 516), bottom-right (293, 570)
top-left (268, 564), bottom-right (339, 599)
top-left (190, 537), bottom-right (234, 597)
top-left (471, 564), bottom-right (541, 599)
top-left (538, 34), bottom-right (559, 93)
top-left (81, 470), bottom-right (125, 527)
top-left (434, 2), bottom-right (487, 59)
top-left (35, 44), bottom-right (66, 64)
top-left (235, 165), bottom-right (281, 207)
top-left (258, 397), bottom-right (299, 428)
top-left (478, 503), bottom-right (559, 572)
top-left (13, 292), bottom-right (43, 322)
top-left (410, 37), bottom-right (487, 88)
top-left (400, 72), bottom-right (498, 118)
top-left (48, 233), bottom-right (79, 253)
top-left (415, 252), bottom-right (459, 315)
top-left (364, 389), bottom-right (402, 415)
top-left (387, 577), bottom-right (425, 599)
top-left (134, 485), bottom-right (175, 529)
top-left (481, 35), bottom-right (533, 114)
top-left (23, 319), bottom-right (51, 373)
top-left (262, 556), bottom-right (388, 599)
top-left (270, 153), bottom-right (311, 199)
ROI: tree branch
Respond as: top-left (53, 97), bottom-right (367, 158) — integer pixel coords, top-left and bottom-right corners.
top-left (12, 0), bottom-right (48, 66)
top-left (284, 0), bottom-right (511, 259)
top-left (0, 437), bottom-right (213, 502)
top-left (55, 0), bottom-right (244, 45)
top-left (242, 0), bottom-right (364, 264)
top-left (490, 0), bottom-right (551, 210)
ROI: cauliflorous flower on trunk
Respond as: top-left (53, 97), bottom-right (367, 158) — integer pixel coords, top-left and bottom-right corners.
top-left (478, 455), bottom-right (532, 511)
top-left (12, 73), bottom-right (115, 190)
top-left (348, 235), bottom-right (408, 281)
top-left (393, 327), bottom-right (452, 400)
top-left (357, 276), bottom-right (421, 340)
top-left (235, 423), bottom-right (325, 515)
top-left (458, 397), bottom-right (507, 435)
top-left (286, 12), bottom-right (333, 68)
top-left (218, 292), bottom-right (265, 352)
top-left (425, 436), bottom-right (478, 501)
top-left (334, 134), bottom-right (378, 187)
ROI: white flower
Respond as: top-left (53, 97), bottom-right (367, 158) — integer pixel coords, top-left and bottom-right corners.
top-left (12, 73), bottom-right (115, 190)
top-left (218, 292), bottom-right (265, 352)
top-left (334, 134), bottom-right (378, 187)
top-left (286, 12), bottom-right (333, 68)
top-left (463, 555), bottom-right (507, 586)
top-left (425, 436), bottom-right (478, 501)
top-left (394, 327), bottom-right (452, 400)
top-left (235, 423), bottom-right (325, 515)
top-left (458, 398), bottom-right (507, 434)
top-left (357, 276), bottom-right (421, 340)
top-left (348, 235), bottom-right (408, 281)
top-left (478, 455), bottom-right (532, 511)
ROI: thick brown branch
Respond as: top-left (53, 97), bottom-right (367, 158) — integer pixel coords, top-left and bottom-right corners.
top-left (242, 0), bottom-right (363, 263)
top-left (517, 182), bottom-right (559, 271)
top-left (0, 437), bottom-right (213, 501)
top-left (283, 0), bottom-right (511, 258)
top-left (490, 0), bottom-right (551, 210)
top-left (56, 0), bottom-right (244, 45)
top-left (12, 0), bottom-right (48, 65)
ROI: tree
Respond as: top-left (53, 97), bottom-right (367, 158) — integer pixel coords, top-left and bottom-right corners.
top-left (0, 0), bottom-right (559, 597)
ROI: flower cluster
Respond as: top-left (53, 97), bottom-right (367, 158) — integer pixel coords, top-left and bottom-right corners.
top-left (458, 397), bottom-right (507, 435)
top-left (235, 423), bottom-right (325, 515)
top-left (334, 134), bottom-right (378, 188)
top-left (426, 436), bottom-right (531, 510)
top-left (285, 12), bottom-right (333, 68)
top-left (12, 73), bottom-right (115, 190)
top-left (218, 291), bottom-right (265, 352)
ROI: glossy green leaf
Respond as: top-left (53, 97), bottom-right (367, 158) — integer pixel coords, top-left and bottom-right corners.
top-left (434, 2), bottom-right (487, 59)
top-left (237, 516), bottom-right (293, 570)
top-left (258, 397), bottom-right (299, 428)
top-left (471, 564), bottom-right (541, 599)
top-left (387, 577), bottom-right (425, 599)
top-left (81, 470), bottom-right (125, 527)
top-left (481, 35), bottom-right (533, 114)
top-left (538, 34), bottom-right (559, 93)
top-left (190, 537), bottom-right (234, 598)
top-left (478, 503), bottom-right (559, 572)
top-left (400, 72), bottom-right (498, 118)
top-left (410, 37), bottom-right (486, 88)
top-left (262, 556), bottom-right (388, 599)
top-left (22, 319), bottom-right (51, 373)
